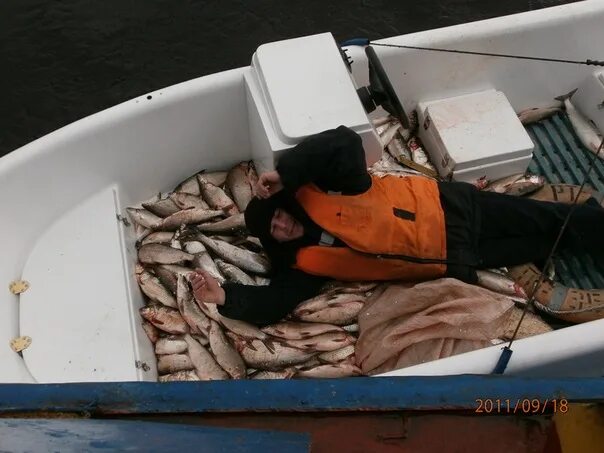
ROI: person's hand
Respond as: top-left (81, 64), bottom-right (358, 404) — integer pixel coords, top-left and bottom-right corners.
top-left (255, 171), bottom-right (283, 199)
top-left (190, 269), bottom-right (225, 305)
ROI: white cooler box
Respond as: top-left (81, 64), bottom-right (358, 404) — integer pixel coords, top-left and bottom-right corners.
top-left (417, 89), bottom-right (535, 183)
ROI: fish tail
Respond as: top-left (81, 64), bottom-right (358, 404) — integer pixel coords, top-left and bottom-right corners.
top-left (554, 88), bottom-right (578, 102)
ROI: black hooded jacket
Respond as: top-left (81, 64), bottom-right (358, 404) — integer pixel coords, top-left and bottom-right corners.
top-left (218, 126), bottom-right (480, 326)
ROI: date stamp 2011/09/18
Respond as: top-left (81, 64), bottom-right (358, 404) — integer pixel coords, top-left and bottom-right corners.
top-left (475, 398), bottom-right (569, 414)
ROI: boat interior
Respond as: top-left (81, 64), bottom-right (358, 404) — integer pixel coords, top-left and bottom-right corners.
top-left (2, 1), bottom-right (604, 383)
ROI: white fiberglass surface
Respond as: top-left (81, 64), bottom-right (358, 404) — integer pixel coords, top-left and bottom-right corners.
top-left (20, 186), bottom-right (148, 383)
top-left (347, 1), bottom-right (604, 116)
top-left (0, 67), bottom-right (252, 382)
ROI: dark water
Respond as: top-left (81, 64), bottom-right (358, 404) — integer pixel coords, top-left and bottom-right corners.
top-left (0, 0), bottom-right (577, 156)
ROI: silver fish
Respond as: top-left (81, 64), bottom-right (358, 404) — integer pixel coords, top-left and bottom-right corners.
top-left (407, 136), bottom-right (435, 170)
top-left (197, 171), bottom-right (228, 188)
top-left (197, 213), bottom-right (246, 235)
top-left (476, 270), bottom-right (527, 299)
top-left (261, 322), bottom-right (343, 340)
top-left (183, 241), bottom-right (225, 284)
top-left (231, 337), bottom-right (316, 370)
top-left (295, 301), bottom-right (365, 326)
top-left (141, 321), bottom-right (160, 343)
top-left (322, 281), bottom-right (378, 295)
top-left (142, 197), bottom-right (180, 217)
top-left (158, 370), bottom-right (200, 382)
top-left (127, 208), bottom-right (163, 229)
top-left (517, 105), bottom-right (562, 125)
top-left (505, 175), bottom-right (545, 196)
top-left (141, 231), bottom-right (175, 245)
top-left (197, 302), bottom-right (268, 340)
top-left (386, 136), bottom-right (412, 162)
top-left (318, 345), bottom-right (356, 364)
top-left (341, 324), bottom-right (359, 333)
top-left (293, 292), bottom-right (366, 316)
top-left (250, 368), bottom-right (297, 379)
top-left (285, 332), bottom-right (355, 352)
top-left (138, 244), bottom-right (194, 265)
top-left (379, 122), bottom-right (402, 148)
top-left (160, 208), bottom-right (223, 231)
top-left (483, 174), bottom-right (525, 193)
top-left (215, 259), bottom-right (256, 285)
top-left (208, 320), bottom-right (246, 379)
top-left (157, 353), bottom-right (194, 374)
top-left (176, 274), bottom-right (210, 335)
top-left (183, 334), bottom-right (229, 380)
top-left (155, 335), bottom-right (188, 355)
top-left (135, 264), bottom-right (177, 308)
top-left (198, 176), bottom-right (240, 216)
top-left (196, 234), bottom-right (271, 275)
top-left (170, 192), bottom-right (209, 210)
top-left (139, 305), bottom-right (190, 334)
top-left (175, 174), bottom-right (202, 195)
top-left (226, 162), bottom-right (255, 212)
top-left (557, 89), bottom-right (604, 157)
top-left (295, 363), bottom-right (362, 378)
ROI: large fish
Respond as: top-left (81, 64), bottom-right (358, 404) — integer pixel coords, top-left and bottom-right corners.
top-left (159, 370), bottom-right (200, 382)
top-left (231, 337), bottom-right (316, 370)
top-left (138, 244), bottom-right (194, 265)
top-left (284, 331), bottom-right (355, 352)
top-left (183, 334), bottom-right (230, 380)
top-left (226, 162), bottom-right (255, 212)
top-left (176, 274), bottom-right (210, 335)
top-left (141, 231), bottom-right (176, 246)
top-left (215, 259), bottom-right (256, 285)
top-left (250, 368), bottom-right (297, 379)
top-left (195, 234), bottom-right (271, 275)
top-left (208, 320), bottom-right (247, 379)
top-left (199, 301), bottom-right (269, 340)
top-left (142, 197), bottom-right (180, 218)
top-left (141, 321), bottom-right (160, 343)
top-left (556, 89), bottom-right (604, 157)
top-left (476, 270), bottom-right (527, 299)
top-left (293, 292), bottom-right (366, 316)
top-left (483, 174), bottom-right (524, 193)
top-left (517, 104), bottom-right (562, 125)
top-left (183, 241), bottom-right (225, 284)
top-left (157, 354), bottom-right (193, 374)
top-left (198, 176), bottom-right (240, 216)
top-left (295, 363), bottom-right (362, 378)
top-left (160, 208), bottom-right (223, 231)
top-left (139, 305), bottom-right (190, 334)
top-left (170, 192), bottom-right (209, 210)
top-left (197, 171), bottom-right (229, 188)
top-left (261, 322), bottom-right (344, 340)
top-left (127, 208), bottom-right (163, 229)
top-left (294, 301), bottom-right (365, 326)
top-left (317, 345), bottom-right (356, 364)
top-left (196, 213), bottom-right (246, 235)
top-left (505, 175), bottom-right (545, 196)
top-left (155, 335), bottom-right (188, 355)
top-left (135, 263), bottom-right (177, 307)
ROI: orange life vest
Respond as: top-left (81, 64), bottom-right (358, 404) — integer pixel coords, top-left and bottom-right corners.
top-left (293, 175), bottom-right (447, 281)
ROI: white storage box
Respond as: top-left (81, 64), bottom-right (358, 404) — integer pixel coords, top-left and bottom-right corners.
top-left (245, 33), bottom-right (382, 173)
top-left (417, 89), bottom-right (534, 183)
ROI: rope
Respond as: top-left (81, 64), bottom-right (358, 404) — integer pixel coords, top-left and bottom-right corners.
top-left (369, 42), bottom-right (604, 67)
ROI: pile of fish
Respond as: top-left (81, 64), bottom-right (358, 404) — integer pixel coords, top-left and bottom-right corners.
top-left (130, 163), bottom-right (367, 381)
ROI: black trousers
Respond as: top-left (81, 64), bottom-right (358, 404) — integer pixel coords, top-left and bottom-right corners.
top-left (476, 190), bottom-right (604, 269)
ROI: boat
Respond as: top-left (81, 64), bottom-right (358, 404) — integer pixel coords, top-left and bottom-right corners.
top-left (2, 0), bottom-right (604, 389)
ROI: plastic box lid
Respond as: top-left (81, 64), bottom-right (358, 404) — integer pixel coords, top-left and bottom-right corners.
top-left (252, 33), bottom-right (370, 145)
top-left (418, 89), bottom-right (534, 172)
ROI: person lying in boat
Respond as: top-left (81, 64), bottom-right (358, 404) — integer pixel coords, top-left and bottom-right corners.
top-left (190, 125), bottom-right (604, 326)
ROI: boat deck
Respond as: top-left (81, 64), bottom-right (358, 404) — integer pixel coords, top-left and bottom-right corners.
top-left (526, 112), bottom-right (604, 291)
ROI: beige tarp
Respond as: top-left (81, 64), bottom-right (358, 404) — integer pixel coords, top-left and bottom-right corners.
top-left (355, 278), bottom-right (551, 375)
